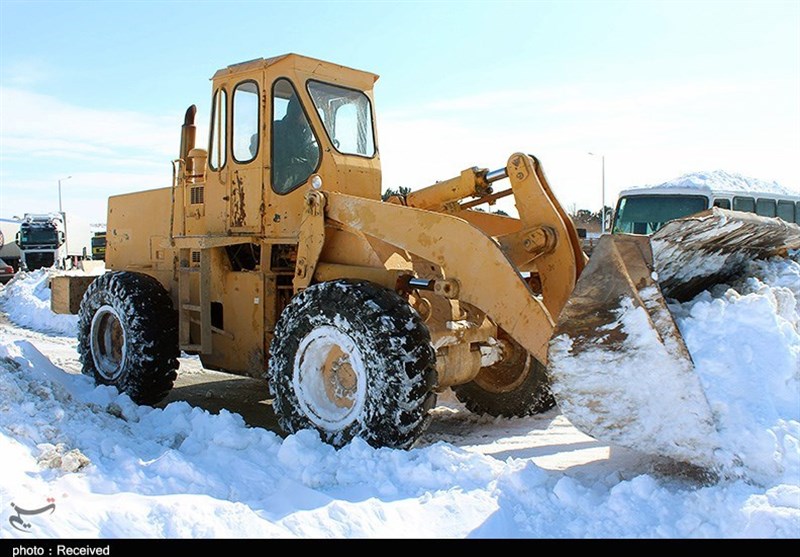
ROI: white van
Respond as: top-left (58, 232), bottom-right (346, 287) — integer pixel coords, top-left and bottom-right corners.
top-left (611, 170), bottom-right (800, 235)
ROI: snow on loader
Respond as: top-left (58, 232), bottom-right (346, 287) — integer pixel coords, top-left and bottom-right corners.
top-left (51, 54), bottom-right (800, 470)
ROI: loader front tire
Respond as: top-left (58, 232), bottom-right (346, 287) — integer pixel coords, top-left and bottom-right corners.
top-left (78, 271), bottom-right (179, 405)
top-left (268, 280), bottom-right (437, 449)
top-left (453, 332), bottom-right (554, 417)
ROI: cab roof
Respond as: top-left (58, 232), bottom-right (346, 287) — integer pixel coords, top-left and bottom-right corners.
top-left (212, 53), bottom-right (379, 91)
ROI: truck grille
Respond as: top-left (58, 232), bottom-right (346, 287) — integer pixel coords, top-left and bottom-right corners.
top-left (25, 252), bottom-right (55, 270)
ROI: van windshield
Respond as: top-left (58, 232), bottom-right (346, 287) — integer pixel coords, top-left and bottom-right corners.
top-left (613, 195), bottom-right (708, 235)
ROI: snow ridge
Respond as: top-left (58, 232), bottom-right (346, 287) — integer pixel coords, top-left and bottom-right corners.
top-left (628, 170), bottom-right (798, 196)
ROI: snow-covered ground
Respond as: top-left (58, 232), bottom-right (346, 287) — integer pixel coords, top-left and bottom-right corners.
top-left (0, 265), bottom-right (798, 538)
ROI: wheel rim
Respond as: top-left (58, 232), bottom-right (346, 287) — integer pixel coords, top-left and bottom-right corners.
top-left (292, 325), bottom-right (367, 431)
top-left (90, 305), bottom-right (127, 381)
top-left (472, 336), bottom-right (532, 394)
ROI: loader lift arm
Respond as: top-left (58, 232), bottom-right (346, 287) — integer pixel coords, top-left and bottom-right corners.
top-left (296, 152), bottom-right (586, 367)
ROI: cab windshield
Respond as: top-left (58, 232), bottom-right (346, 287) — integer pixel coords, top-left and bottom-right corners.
top-left (307, 81), bottom-right (375, 157)
top-left (613, 195), bottom-right (708, 235)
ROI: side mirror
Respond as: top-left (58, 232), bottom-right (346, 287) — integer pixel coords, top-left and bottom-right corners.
top-left (59, 231), bottom-right (65, 244)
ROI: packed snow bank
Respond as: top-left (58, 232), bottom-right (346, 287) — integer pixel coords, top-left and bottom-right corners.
top-left (0, 269), bottom-right (78, 336)
top-left (0, 261), bottom-right (799, 537)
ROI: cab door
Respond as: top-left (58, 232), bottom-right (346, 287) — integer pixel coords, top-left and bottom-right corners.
top-left (226, 77), bottom-right (264, 234)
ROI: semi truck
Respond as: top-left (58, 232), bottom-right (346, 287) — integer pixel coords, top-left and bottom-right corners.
top-left (16, 213), bottom-right (66, 271)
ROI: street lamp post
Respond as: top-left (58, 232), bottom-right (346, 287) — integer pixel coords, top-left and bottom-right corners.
top-left (57, 176), bottom-right (72, 269)
top-left (58, 176), bottom-right (72, 213)
top-left (588, 153), bottom-right (606, 234)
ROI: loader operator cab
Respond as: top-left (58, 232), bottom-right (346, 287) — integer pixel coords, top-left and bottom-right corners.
top-left (192, 55), bottom-right (382, 237)
top-left (268, 77), bottom-right (377, 194)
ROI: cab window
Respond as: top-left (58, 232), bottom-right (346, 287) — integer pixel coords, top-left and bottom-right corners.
top-left (232, 81), bottom-right (259, 163)
top-left (612, 195), bottom-right (706, 235)
top-left (271, 79), bottom-right (321, 194)
top-left (307, 80), bottom-right (376, 157)
top-left (208, 88), bottom-right (227, 170)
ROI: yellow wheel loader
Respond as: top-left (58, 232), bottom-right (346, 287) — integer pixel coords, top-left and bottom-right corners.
top-left (52, 54), bottom-right (800, 469)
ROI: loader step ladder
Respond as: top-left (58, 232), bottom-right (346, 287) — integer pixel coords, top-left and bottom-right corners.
top-left (177, 247), bottom-right (212, 354)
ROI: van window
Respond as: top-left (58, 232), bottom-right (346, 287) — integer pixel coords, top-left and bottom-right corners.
top-left (733, 197), bottom-right (755, 213)
top-left (777, 201), bottom-right (794, 223)
top-left (712, 198), bottom-right (730, 209)
top-left (796, 202), bottom-right (800, 225)
top-left (755, 199), bottom-right (776, 217)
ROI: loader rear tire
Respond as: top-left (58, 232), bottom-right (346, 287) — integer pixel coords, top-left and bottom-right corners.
top-left (268, 279), bottom-right (437, 449)
top-left (78, 271), bottom-right (179, 405)
top-left (453, 333), bottom-right (554, 418)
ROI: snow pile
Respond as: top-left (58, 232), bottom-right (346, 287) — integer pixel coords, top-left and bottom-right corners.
top-left (483, 463), bottom-right (798, 538)
top-left (0, 339), bottom-right (499, 537)
top-left (648, 207), bottom-right (800, 299)
top-left (552, 254), bottom-right (800, 483)
top-left (650, 211), bottom-right (750, 290)
top-left (628, 170), bottom-right (799, 196)
top-left (673, 255), bottom-right (800, 484)
top-left (0, 269), bottom-right (78, 336)
top-left (0, 264), bottom-right (799, 537)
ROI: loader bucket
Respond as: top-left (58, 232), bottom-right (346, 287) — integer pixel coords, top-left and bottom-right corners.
top-left (547, 209), bottom-right (800, 469)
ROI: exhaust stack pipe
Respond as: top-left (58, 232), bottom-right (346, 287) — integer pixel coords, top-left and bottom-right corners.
top-left (179, 105), bottom-right (197, 163)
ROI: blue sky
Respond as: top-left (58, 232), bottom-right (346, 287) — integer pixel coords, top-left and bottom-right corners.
top-left (1, 0), bottom-right (798, 224)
